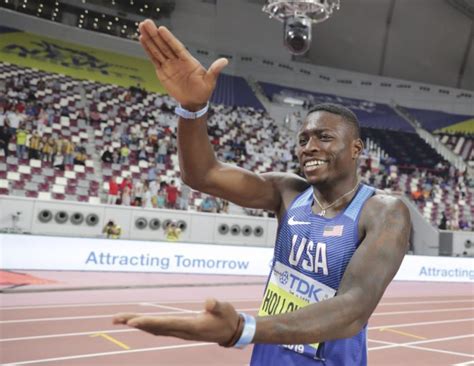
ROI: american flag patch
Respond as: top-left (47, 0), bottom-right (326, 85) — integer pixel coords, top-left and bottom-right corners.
top-left (323, 225), bottom-right (344, 237)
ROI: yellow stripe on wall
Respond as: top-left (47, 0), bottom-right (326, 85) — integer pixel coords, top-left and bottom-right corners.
top-left (0, 30), bottom-right (165, 93)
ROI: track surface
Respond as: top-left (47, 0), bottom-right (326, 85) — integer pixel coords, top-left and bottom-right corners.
top-left (1, 272), bottom-right (473, 365)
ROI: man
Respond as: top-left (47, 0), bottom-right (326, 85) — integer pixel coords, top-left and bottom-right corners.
top-left (102, 220), bottom-right (122, 239)
top-left (113, 20), bottom-right (410, 365)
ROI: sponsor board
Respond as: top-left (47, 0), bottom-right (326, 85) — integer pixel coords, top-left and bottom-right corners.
top-left (0, 234), bottom-right (472, 282)
top-left (0, 234), bottom-right (271, 276)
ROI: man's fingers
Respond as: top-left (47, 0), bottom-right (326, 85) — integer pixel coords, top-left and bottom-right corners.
top-left (206, 58), bottom-right (229, 84)
top-left (139, 36), bottom-right (162, 68)
top-left (140, 20), bottom-right (177, 61)
top-left (157, 26), bottom-right (189, 59)
top-left (113, 313), bottom-right (140, 325)
top-left (127, 316), bottom-right (197, 337)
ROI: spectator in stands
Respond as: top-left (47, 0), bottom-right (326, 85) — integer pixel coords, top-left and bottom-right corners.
top-left (120, 144), bottom-right (130, 164)
top-left (0, 125), bottom-right (12, 158)
top-left (147, 163), bottom-right (158, 182)
top-left (438, 212), bottom-right (448, 230)
top-left (166, 180), bottom-right (178, 209)
top-left (156, 138), bottom-right (168, 164)
top-left (138, 146), bottom-right (148, 161)
top-left (41, 136), bottom-right (54, 163)
top-left (107, 176), bottom-right (119, 205)
top-left (6, 110), bottom-right (21, 134)
top-left (63, 139), bottom-right (75, 165)
top-left (178, 183), bottom-right (191, 210)
top-left (28, 131), bottom-right (41, 160)
top-left (142, 181), bottom-right (153, 208)
top-left (200, 195), bottom-right (217, 213)
top-left (53, 151), bottom-right (65, 171)
top-left (53, 136), bottom-right (64, 164)
top-left (101, 146), bottom-right (114, 163)
top-left (73, 148), bottom-right (87, 166)
top-left (122, 185), bottom-right (131, 206)
top-left (133, 179), bottom-right (144, 206)
top-left (165, 221), bottom-right (181, 242)
top-left (156, 188), bottom-right (166, 209)
top-left (102, 220), bottom-right (122, 239)
top-left (120, 176), bottom-right (133, 199)
top-left (458, 218), bottom-right (470, 231)
top-left (411, 186), bottom-right (424, 203)
top-left (15, 124), bottom-right (28, 159)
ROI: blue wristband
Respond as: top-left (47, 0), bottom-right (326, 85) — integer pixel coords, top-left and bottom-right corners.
top-left (234, 312), bottom-right (256, 349)
top-left (174, 102), bottom-right (209, 120)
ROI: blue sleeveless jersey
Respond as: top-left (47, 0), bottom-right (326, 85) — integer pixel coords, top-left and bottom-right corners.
top-left (250, 184), bottom-right (375, 366)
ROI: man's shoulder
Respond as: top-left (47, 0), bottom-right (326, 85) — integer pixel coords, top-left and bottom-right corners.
top-left (362, 191), bottom-right (410, 228)
top-left (261, 172), bottom-right (308, 193)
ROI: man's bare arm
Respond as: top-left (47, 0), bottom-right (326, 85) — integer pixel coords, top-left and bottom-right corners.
top-left (253, 195), bottom-right (410, 343)
top-left (139, 19), bottom-right (306, 212)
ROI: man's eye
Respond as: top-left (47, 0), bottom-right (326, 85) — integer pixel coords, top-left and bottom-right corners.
top-left (321, 134), bottom-right (332, 140)
top-left (298, 138), bottom-right (307, 146)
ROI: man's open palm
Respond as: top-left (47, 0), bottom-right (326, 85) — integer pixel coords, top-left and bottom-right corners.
top-left (139, 20), bottom-right (228, 110)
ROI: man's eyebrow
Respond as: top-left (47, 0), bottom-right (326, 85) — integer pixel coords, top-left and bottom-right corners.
top-left (297, 127), bottom-right (334, 136)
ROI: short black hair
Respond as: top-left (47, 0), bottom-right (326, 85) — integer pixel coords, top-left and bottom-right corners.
top-left (306, 103), bottom-right (360, 138)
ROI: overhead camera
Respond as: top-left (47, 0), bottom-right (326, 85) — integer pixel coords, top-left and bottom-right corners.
top-left (262, 0), bottom-right (340, 55)
top-left (284, 15), bottom-right (312, 55)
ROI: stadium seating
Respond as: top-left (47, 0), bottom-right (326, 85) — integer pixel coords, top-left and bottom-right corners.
top-left (0, 61), bottom-right (472, 231)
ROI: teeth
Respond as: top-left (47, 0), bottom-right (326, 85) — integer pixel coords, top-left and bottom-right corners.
top-left (305, 160), bottom-right (326, 167)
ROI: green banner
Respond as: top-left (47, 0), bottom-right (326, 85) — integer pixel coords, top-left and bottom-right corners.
top-left (0, 30), bottom-right (165, 93)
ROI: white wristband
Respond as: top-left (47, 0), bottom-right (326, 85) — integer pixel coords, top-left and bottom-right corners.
top-left (175, 102), bottom-right (209, 120)
top-left (234, 312), bottom-right (256, 349)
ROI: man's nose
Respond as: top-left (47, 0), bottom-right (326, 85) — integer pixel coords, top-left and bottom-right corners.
top-left (302, 136), bottom-right (320, 153)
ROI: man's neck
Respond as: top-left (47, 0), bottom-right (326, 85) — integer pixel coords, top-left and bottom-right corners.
top-left (312, 176), bottom-right (360, 207)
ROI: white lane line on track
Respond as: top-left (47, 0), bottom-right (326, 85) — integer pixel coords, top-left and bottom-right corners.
top-left (372, 307), bottom-right (474, 316)
top-left (1, 342), bottom-right (213, 365)
top-left (378, 299), bottom-right (474, 306)
top-left (3, 297), bottom-right (472, 310)
top-left (0, 307), bottom-right (259, 325)
top-left (3, 317), bottom-right (473, 343)
top-left (452, 361), bottom-right (474, 365)
top-left (368, 334), bottom-right (474, 358)
top-left (140, 302), bottom-right (197, 313)
top-left (368, 317), bottom-right (474, 331)
top-left (0, 299), bottom-right (261, 310)
top-left (1, 306), bottom-right (472, 324)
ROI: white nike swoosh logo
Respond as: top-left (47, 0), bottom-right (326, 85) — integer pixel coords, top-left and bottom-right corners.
top-left (288, 216), bottom-right (311, 226)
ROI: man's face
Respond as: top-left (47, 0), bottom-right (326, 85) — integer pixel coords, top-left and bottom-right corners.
top-left (295, 111), bottom-right (361, 186)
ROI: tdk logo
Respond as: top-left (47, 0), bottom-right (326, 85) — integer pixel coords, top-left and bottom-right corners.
top-left (279, 271), bottom-right (289, 285)
top-left (288, 273), bottom-right (324, 302)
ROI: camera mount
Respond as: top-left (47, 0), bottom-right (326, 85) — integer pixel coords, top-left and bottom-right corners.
top-left (262, 0), bottom-right (340, 55)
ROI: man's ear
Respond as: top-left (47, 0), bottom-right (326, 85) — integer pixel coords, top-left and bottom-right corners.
top-left (352, 138), bottom-right (364, 159)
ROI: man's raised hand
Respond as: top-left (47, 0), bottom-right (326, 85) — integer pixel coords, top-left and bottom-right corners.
top-left (139, 20), bottom-right (228, 110)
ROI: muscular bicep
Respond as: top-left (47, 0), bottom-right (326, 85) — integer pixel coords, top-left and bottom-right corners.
top-left (337, 196), bottom-right (411, 324)
top-left (202, 164), bottom-right (306, 212)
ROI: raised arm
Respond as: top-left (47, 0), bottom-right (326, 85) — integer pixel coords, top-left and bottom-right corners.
top-left (139, 20), bottom-right (304, 211)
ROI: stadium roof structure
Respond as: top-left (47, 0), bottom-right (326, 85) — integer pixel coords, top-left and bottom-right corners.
top-left (1, 0), bottom-right (473, 91)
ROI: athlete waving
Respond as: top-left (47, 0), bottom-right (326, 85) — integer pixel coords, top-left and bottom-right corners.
top-left (113, 19), bottom-right (410, 366)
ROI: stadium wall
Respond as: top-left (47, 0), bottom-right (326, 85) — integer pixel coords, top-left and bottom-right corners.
top-left (1, 8), bottom-right (473, 115)
top-left (2, 195), bottom-right (472, 258)
top-left (0, 195), bottom-right (278, 247)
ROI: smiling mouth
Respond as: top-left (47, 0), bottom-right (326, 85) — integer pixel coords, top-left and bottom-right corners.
top-left (304, 159), bottom-right (327, 171)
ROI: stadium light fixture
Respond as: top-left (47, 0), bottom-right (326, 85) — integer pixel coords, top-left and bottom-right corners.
top-left (262, 0), bottom-right (340, 55)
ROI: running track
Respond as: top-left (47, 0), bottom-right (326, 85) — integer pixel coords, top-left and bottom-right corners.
top-left (1, 271), bottom-right (473, 365)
